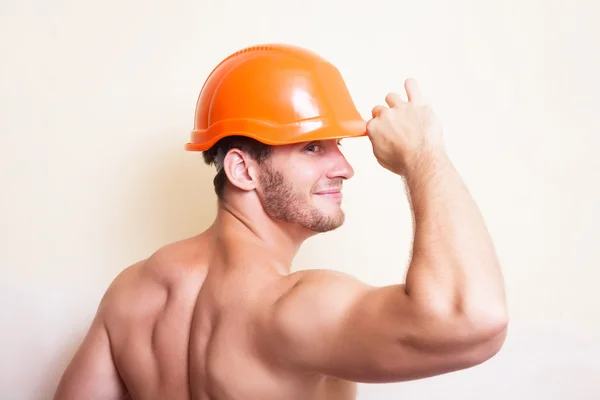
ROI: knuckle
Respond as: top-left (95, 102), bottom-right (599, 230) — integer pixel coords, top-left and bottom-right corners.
top-left (380, 108), bottom-right (394, 121)
top-left (366, 118), bottom-right (377, 131)
top-left (421, 105), bottom-right (435, 119)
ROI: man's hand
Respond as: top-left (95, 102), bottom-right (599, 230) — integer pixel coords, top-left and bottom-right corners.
top-left (367, 78), bottom-right (445, 177)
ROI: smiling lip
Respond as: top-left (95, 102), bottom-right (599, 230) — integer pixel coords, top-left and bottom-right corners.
top-left (314, 190), bottom-right (343, 199)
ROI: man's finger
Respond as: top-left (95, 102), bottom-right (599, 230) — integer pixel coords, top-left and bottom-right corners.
top-left (405, 78), bottom-right (425, 104)
top-left (385, 92), bottom-right (404, 107)
top-left (371, 105), bottom-right (387, 118)
top-left (366, 117), bottom-right (379, 135)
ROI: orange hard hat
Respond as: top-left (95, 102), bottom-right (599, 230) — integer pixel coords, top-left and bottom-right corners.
top-left (185, 44), bottom-right (367, 152)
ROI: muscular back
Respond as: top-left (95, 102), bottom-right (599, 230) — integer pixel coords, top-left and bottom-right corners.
top-left (79, 232), bottom-right (355, 400)
top-left (55, 224), bottom-right (506, 400)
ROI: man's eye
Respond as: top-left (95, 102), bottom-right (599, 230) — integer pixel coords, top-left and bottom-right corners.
top-left (306, 145), bottom-right (318, 152)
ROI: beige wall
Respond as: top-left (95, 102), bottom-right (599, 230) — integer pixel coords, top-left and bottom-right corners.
top-left (1, 0), bottom-right (599, 398)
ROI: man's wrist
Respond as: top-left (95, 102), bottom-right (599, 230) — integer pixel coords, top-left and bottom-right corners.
top-left (404, 146), bottom-right (450, 189)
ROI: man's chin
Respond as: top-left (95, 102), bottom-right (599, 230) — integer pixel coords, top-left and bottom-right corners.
top-left (270, 200), bottom-right (346, 234)
top-left (311, 212), bottom-right (345, 233)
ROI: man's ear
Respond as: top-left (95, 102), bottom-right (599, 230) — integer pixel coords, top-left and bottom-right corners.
top-left (222, 149), bottom-right (258, 192)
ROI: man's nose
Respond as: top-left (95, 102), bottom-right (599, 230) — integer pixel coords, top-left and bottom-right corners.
top-left (326, 145), bottom-right (355, 180)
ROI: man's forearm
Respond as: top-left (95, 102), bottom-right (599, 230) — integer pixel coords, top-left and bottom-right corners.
top-left (403, 149), bottom-right (507, 329)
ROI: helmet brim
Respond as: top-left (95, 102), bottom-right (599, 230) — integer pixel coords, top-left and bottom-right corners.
top-left (185, 118), bottom-right (367, 152)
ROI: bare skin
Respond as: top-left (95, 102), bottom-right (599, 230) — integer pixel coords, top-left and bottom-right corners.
top-left (54, 79), bottom-right (508, 400)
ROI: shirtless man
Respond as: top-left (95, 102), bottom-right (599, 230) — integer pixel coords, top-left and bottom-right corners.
top-left (54, 45), bottom-right (508, 399)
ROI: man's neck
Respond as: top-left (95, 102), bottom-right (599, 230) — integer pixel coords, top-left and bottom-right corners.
top-left (211, 197), bottom-right (315, 274)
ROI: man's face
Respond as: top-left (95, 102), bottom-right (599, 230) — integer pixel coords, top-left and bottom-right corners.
top-left (256, 139), bottom-right (355, 233)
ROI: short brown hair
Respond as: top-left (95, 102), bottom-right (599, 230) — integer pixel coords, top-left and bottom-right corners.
top-left (202, 136), bottom-right (272, 200)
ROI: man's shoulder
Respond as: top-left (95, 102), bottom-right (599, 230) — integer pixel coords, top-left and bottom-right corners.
top-left (97, 258), bottom-right (166, 323)
top-left (251, 268), bottom-right (377, 369)
top-left (98, 237), bottom-right (206, 322)
top-left (264, 269), bottom-right (372, 321)
top-left (285, 269), bottom-right (369, 294)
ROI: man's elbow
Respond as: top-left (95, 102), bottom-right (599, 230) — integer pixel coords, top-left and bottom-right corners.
top-left (458, 306), bottom-right (509, 367)
top-left (426, 296), bottom-right (509, 365)
top-left (466, 319), bottom-right (508, 369)
top-left (468, 298), bottom-right (509, 347)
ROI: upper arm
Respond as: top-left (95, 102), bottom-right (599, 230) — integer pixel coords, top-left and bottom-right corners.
top-left (255, 270), bottom-right (506, 383)
top-left (54, 312), bottom-right (127, 400)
